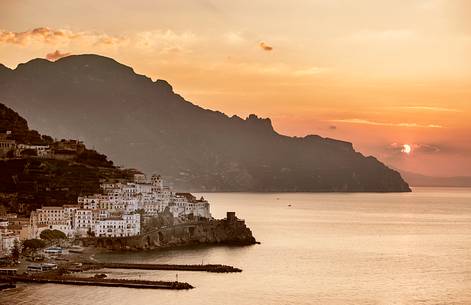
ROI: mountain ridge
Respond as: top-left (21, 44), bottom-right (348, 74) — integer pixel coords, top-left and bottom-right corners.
top-left (0, 54), bottom-right (411, 192)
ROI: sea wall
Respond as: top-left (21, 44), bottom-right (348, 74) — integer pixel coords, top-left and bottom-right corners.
top-left (81, 216), bottom-right (257, 251)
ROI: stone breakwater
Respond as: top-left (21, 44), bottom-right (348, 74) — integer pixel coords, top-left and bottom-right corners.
top-left (82, 214), bottom-right (258, 251)
top-left (1, 275), bottom-right (193, 290)
top-left (81, 262), bottom-right (242, 273)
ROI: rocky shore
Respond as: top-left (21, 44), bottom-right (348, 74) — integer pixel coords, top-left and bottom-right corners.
top-left (81, 212), bottom-right (258, 251)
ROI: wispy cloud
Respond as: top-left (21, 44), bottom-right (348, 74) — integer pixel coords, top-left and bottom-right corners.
top-left (0, 27), bottom-right (120, 46)
top-left (259, 42), bottom-right (273, 51)
top-left (45, 50), bottom-right (71, 61)
top-left (134, 30), bottom-right (197, 53)
top-left (331, 118), bottom-right (443, 128)
top-left (294, 66), bottom-right (327, 76)
top-left (393, 106), bottom-right (461, 112)
top-left (415, 143), bottom-right (442, 153)
top-left (223, 32), bottom-right (246, 45)
top-left (0, 27), bottom-right (197, 56)
top-left (389, 142), bottom-right (442, 154)
top-left (349, 29), bottom-right (414, 42)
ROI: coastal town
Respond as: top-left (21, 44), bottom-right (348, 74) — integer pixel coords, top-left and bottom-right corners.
top-left (0, 129), bottom-right (212, 258)
top-left (0, 120), bottom-right (256, 292)
top-left (1, 171), bottom-right (211, 257)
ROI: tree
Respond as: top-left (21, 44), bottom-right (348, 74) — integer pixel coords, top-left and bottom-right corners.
top-left (6, 150), bottom-right (15, 158)
top-left (10, 239), bottom-right (21, 261)
top-left (22, 239), bottom-right (46, 251)
top-left (40, 229), bottom-right (67, 240)
top-left (20, 148), bottom-right (37, 157)
top-left (86, 228), bottom-right (95, 237)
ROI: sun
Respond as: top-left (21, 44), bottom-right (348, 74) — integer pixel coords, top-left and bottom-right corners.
top-left (401, 144), bottom-right (412, 154)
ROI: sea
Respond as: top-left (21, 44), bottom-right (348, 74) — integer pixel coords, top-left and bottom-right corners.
top-left (1, 188), bottom-right (471, 305)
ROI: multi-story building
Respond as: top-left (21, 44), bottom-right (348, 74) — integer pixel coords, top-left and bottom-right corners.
top-left (171, 193), bottom-right (211, 218)
top-left (0, 219), bottom-right (20, 257)
top-left (74, 209), bottom-right (94, 236)
top-left (94, 213), bottom-right (140, 238)
top-left (7, 217), bottom-right (32, 241)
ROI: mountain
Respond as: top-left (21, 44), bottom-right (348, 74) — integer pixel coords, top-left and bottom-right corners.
top-left (0, 103), bottom-right (132, 214)
top-left (0, 54), bottom-right (410, 192)
top-left (400, 170), bottom-right (471, 187)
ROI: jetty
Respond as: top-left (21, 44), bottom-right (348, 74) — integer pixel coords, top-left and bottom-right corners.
top-left (81, 262), bottom-right (242, 273)
top-left (0, 275), bottom-right (193, 290)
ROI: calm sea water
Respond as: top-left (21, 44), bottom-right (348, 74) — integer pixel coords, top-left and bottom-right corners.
top-left (2, 188), bottom-right (471, 305)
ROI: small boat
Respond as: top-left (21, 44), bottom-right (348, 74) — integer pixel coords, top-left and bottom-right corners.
top-left (288, 204), bottom-right (292, 207)
top-left (44, 246), bottom-right (63, 254)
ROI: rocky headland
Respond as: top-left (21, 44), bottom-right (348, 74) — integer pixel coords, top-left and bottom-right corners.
top-left (81, 213), bottom-right (257, 251)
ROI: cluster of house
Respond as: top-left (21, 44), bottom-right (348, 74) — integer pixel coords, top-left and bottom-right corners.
top-left (95, 173), bottom-right (211, 219)
top-left (0, 173), bottom-right (211, 257)
top-left (0, 130), bottom-right (84, 159)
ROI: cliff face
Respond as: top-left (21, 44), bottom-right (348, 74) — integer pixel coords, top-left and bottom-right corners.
top-left (0, 55), bottom-right (411, 192)
top-left (83, 219), bottom-right (257, 251)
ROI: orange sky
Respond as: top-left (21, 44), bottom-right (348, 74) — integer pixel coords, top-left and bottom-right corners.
top-left (1, 0), bottom-right (470, 176)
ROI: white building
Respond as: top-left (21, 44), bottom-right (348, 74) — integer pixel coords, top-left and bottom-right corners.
top-left (171, 193), bottom-right (211, 218)
top-left (26, 174), bottom-right (209, 240)
top-left (0, 234), bottom-right (19, 257)
top-left (79, 196), bottom-right (100, 210)
top-left (94, 174), bottom-right (211, 219)
top-left (0, 219), bottom-right (20, 257)
top-left (74, 209), bottom-right (94, 236)
top-left (16, 144), bottom-right (50, 158)
top-left (95, 213), bottom-right (140, 237)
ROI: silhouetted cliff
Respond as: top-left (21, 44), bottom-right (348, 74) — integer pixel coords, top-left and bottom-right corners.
top-left (0, 55), bottom-right (410, 192)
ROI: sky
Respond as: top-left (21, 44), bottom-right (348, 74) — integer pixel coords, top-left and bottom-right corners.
top-left (1, 0), bottom-right (470, 177)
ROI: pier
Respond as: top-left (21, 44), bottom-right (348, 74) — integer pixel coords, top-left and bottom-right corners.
top-left (81, 262), bottom-right (242, 273)
top-left (0, 275), bottom-right (193, 290)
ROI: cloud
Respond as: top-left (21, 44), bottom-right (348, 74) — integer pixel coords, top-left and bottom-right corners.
top-left (45, 50), bottom-right (71, 61)
top-left (393, 106), bottom-right (461, 112)
top-left (349, 29), bottom-right (414, 42)
top-left (0, 27), bottom-right (78, 45)
top-left (294, 66), bottom-right (327, 76)
top-left (414, 144), bottom-right (441, 154)
top-left (133, 30), bottom-right (197, 54)
top-left (223, 32), bottom-right (246, 45)
top-left (331, 118), bottom-right (443, 128)
top-left (0, 27), bottom-right (121, 47)
top-left (259, 42), bottom-right (273, 51)
top-left (0, 27), bottom-right (200, 57)
top-left (389, 142), bottom-right (442, 154)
